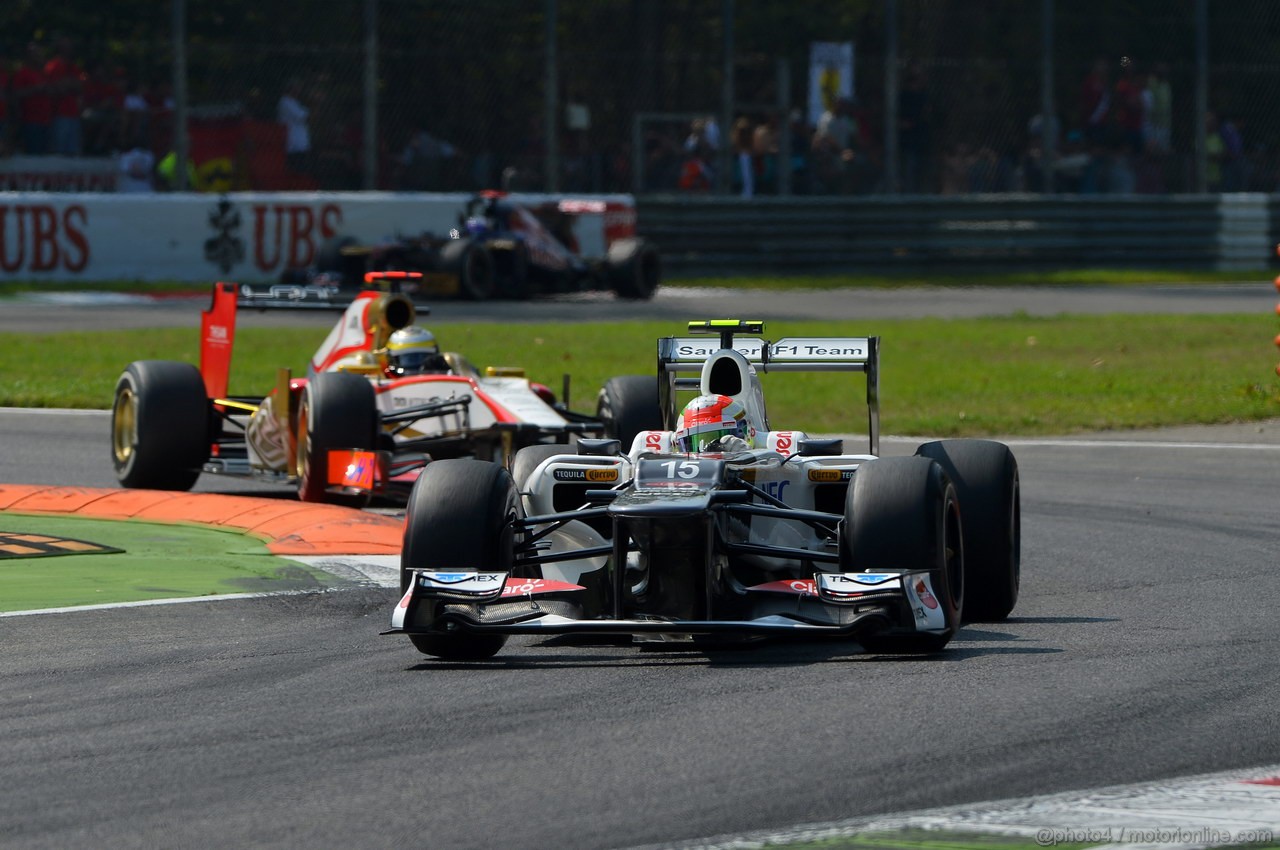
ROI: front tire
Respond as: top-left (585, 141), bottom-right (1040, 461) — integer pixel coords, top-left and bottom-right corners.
top-left (401, 459), bottom-right (516, 660)
top-left (596, 375), bottom-right (663, 451)
top-left (916, 439), bottom-right (1020, 622)
top-left (842, 456), bottom-right (964, 654)
top-left (111, 360), bottom-right (210, 490)
top-left (296, 372), bottom-right (377, 507)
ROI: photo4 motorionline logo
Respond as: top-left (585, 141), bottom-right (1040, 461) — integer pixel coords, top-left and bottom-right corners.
top-left (1035, 826), bottom-right (1275, 846)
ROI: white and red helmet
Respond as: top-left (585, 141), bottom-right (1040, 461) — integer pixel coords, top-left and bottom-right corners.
top-left (673, 394), bottom-right (755, 453)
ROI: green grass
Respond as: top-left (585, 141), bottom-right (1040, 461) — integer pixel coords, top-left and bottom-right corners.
top-left (0, 267), bottom-right (1270, 299)
top-left (0, 515), bottom-right (332, 611)
top-left (5, 315), bottom-right (1280, 436)
top-left (669, 267), bottom-right (1274, 290)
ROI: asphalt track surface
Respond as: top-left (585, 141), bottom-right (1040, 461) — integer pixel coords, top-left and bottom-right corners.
top-left (3, 285), bottom-right (1280, 849)
top-left (2, 279), bottom-right (1274, 332)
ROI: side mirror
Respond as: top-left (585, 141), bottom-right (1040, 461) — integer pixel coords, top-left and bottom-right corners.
top-left (798, 438), bottom-right (843, 456)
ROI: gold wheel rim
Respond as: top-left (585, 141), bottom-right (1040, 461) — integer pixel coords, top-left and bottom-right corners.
top-left (112, 387), bottom-right (137, 465)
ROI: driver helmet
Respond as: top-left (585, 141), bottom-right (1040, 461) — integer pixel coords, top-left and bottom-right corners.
top-left (386, 326), bottom-right (445, 375)
top-left (673, 394), bottom-right (755, 453)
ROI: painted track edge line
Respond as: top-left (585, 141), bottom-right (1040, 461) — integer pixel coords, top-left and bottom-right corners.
top-left (625, 762), bottom-right (1280, 850)
top-left (0, 588), bottom-right (332, 618)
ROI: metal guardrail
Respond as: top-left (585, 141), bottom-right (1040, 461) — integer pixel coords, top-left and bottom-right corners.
top-left (638, 194), bottom-right (1273, 276)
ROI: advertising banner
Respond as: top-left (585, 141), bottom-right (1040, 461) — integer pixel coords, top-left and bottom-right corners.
top-left (0, 192), bottom-right (635, 283)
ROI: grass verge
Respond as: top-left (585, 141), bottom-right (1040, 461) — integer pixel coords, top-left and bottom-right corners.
top-left (0, 515), bottom-right (331, 612)
top-left (0, 267), bottom-right (1271, 299)
top-left (4, 315), bottom-right (1278, 437)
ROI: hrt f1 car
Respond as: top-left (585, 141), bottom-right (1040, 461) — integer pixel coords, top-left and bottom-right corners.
top-left (110, 276), bottom-right (661, 506)
top-left (385, 320), bottom-right (1021, 659)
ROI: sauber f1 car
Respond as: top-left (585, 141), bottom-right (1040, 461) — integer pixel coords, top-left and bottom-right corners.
top-left (110, 275), bottom-right (661, 506)
top-left (386, 320), bottom-right (1021, 659)
top-left (278, 191), bottom-right (661, 302)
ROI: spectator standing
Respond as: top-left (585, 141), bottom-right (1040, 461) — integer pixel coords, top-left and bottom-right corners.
top-left (1112, 57), bottom-right (1144, 157)
top-left (1204, 111), bottom-right (1224, 192)
top-left (1219, 114), bottom-right (1246, 191)
top-left (396, 127), bottom-right (457, 190)
top-left (1079, 57), bottom-right (1111, 146)
top-left (277, 78), bottom-right (311, 176)
top-left (117, 132), bottom-right (156, 193)
top-left (815, 96), bottom-right (856, 153)
top-left (731, 116), bottom-right (755, 198)
top-left (82, 62), bottom-right (124, 155)
top-left (683, 117), bottom-right (718, 161)
top-left (120, 78), bottom-right (151, 150)
top-left (752, 113), bottom-right (780, 195)
top-left (676, 145), bottom-right (714, 192)
top-left (898, 60), bottom-right (931, 192)
top-left (44, 35), bottom-right (85, 156)
top-left (13, 42), bottom-right (53, 155)
top-left (1144, 63), bottom-right (1172, 155)
top-left (786, 109), bottom-right (812, 194)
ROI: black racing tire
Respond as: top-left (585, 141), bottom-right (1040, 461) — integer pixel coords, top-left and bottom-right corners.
top-left (296, 372), bottom-right (377, 507)
top-left (439, 238), bottom-right (497, 300)
top-left (314, 235), bottom-right (358, 272)
top-left (494, 240), bottom-right (531, 299)
top-left (314, 235), bottom-right (364, 287)
top-left (401, 459), bottom-right (516, 660)
top-left (111, 360), bottom-right (210, 491)
top-left (915, 439), bottom-right (1020, 622)
top-left (596, 375), bottom-right (663, 452)
top-left (842, 455), bottom-right (964, 654)
top-left (510, 443), bottom-right (572, 492)
top-left (604, 236), bottom-right (661, 300)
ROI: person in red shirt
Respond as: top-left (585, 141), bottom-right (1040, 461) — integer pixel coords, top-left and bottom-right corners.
top-left (44, 34), bottom-right (85, 156)
top-left (12, 41), bottom-right (53, 155)
top-left (82, 62), bottom-right (125, 155)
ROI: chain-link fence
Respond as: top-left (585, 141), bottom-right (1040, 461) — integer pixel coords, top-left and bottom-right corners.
top-left (3, 0), bottom-right (1279, 196)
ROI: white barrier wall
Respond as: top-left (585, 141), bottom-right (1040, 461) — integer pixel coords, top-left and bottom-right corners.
top-left (0, 192), bottom-right (636, 283)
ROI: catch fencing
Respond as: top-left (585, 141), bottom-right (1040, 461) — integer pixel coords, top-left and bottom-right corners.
top-left (5, 0), bottom-right (1280, 199)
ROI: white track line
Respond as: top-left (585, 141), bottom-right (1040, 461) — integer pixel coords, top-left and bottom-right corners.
top-left (0, 589), bottom-right (319, 617)
top-left (641, 764), bottom-right (1280, 850)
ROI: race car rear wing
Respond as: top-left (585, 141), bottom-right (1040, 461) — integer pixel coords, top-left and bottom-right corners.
top-left (656, 319), bottom-right (880, 455)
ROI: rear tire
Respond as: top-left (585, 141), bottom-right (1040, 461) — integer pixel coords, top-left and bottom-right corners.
top-left (916, 439), bottom-right (1020, 622)
top-left (605, 237), bottom-right (661, 300)
top-left (314, 234), bottom-right (363, 287)
top-left (296, 372), bottom-right (377, 507)
top-left (494, 241), bottom-right (531, 299)
top-left (111, 360), bottom-right (210, 490)
top-left (401, 459), bottom-right (515, 660)
top-left (596, 375), bottom-right (663, 451)
top-left (440, 238), bottom-right (497, 300)
top-left (842, 456), bottom-right (963, 654)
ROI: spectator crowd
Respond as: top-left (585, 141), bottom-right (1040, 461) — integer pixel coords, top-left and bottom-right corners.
top-left (0, 37), bottom-right (1271, 197)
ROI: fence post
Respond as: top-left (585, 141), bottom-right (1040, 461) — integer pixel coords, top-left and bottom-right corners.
top-left (363, 0), bottom-right (378, 190)
top-left (883, 0), bottom-right (899, 195)
top-left (719, 0), bottom-right (735, 195)
top-left (544, 0), bottom-right (559, 193)
top-left (1040, 0), bottom-right (1055, 193)
top-left (777, 58), bottom-right (791, 197)
top-left (1195, 0), bottom-right (1208, 193)
top-left (171, 0), bottom-right (188, 191)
